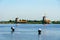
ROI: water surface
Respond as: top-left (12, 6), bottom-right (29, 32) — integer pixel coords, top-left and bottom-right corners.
top-left (0, 24), bottom-right (60, 40)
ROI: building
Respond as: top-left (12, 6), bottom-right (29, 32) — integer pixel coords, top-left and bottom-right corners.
top-left (44, 19), bottom-right (51, 24)
top-left (42, 16), bottom-right (46, 24)
top-left (42, 16), bottom-right (50, 24)
top-left (19, 19), bottom-right (27, 23)
top-left (15, 18), bottom-right (18, 23)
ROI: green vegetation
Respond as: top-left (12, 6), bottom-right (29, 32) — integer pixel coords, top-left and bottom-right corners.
top-left (0, 20), bottom-right (42, 24)
top-left (52, 21), bottom-right (60, 24)
top-left (27, 20), bottom-right (42, 24)
top-left (0, 20), bottom-right (60, 24)
top-left (0, 20), bottom-right (15, 24)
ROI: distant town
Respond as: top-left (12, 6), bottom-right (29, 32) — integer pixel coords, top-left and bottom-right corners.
top-left (0, 16), bottom-right (60, 24)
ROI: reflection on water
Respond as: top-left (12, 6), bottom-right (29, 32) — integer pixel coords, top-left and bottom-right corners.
top-left (0, 24), bottom-right (60, 40)
top-left (11, 31), bottom-right (14, 34)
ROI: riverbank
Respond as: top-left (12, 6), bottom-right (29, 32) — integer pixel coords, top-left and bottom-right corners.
top-left (0, 21), bottom-right (42, 24)
top-left (0, 20), bottom-right (60, 24)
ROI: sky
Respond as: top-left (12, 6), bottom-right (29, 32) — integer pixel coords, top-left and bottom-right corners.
top-left (0, 0), bottom-right (60, 21)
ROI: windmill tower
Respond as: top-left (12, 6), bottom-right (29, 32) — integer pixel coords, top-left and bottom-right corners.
top-left (42, 13), bottom-right (46, 24)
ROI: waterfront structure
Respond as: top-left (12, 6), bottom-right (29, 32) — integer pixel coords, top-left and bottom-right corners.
top-left (44, 19), bottom-right (50, 24)
top-left (42, 16), bottom-right (50, 24)
top-left (42, 16), bottom-right (46, 24)
top-left (19, 19), bottom-right (27, 23)
top-left (15, 17), bottom-right (27, 23)
top-left (15, 18), bottom-right (18, 23)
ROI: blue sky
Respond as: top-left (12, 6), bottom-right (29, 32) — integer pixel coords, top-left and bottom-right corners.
top-left (0, 0), bottom-right (60, 21)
